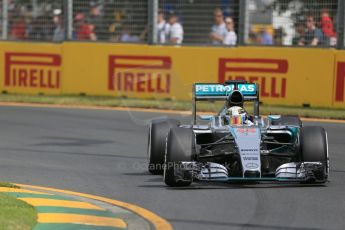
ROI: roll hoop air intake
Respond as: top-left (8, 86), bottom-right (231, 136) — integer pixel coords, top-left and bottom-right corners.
top-left (225, 80), bottom-right (246, 107)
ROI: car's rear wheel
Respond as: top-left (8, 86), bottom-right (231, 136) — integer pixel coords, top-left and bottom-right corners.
top-left (148, 118), bottom-right (179, 175)
top-left (300, 126), bottom-right (329, 180)
top-left (164, 127), bottom-right (194, 187)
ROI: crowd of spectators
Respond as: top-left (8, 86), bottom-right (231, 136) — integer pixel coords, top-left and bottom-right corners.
top-left (3, 1), bottom-right (338, 47)
top-left (156, 8), bottom-right (237, 46)
top-left (209, 8), bottom-right (237, 46)
top-left (6, 1), bottom-right (237, 46)
top-left (247, 9), bottom-right (337, 47)
top-left (292, 9), bottom-right (337, 47)
top-left (156, 10), bottom-right (184, 45)
top-left (8, 1), bottom-right (63, 42)
top-left (7, 1), bottom-right (148, 43)
top-left (247, 28), bottom-right (274, 46)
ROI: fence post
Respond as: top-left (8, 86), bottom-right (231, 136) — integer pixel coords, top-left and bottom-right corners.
top-left (64, 0), bottom-right (73, 40)
top-left (2, 0), bottom-right (8, 40)
top-left (238, 0), bottom-right (246, 46)
top-left (337, 0), bottom-right (345, 49)
top-left (148, 0), bottom-right (158, 44)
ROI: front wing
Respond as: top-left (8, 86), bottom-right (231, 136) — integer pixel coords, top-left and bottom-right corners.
top-left (174, 162), bottom-right (328, 184)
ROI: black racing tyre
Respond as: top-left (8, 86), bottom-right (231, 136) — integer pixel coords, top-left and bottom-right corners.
top-left (148, 118), bottom-right (179, 175)
top-left (271, 115), bottom-right (302, 127)
top-left (164, 127), bottom-right (194, 187)
top-left (300, 126), bottom-right (329, 177)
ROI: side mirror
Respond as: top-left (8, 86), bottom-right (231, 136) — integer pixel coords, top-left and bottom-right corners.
top-left (199, 115), bottom-right (213, 121)
top-left (267, 115), bottom-right (281, 120)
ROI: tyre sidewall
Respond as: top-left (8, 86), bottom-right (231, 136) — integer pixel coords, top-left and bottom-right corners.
top-left (164, 127), bottom-right (194, 186)
top-left (148, 119), bottom-right (179, 174)
top-left (300, 126), bottom-right (329, 176)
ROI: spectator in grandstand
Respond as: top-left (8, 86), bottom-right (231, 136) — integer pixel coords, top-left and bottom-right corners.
top-left (166, 11), bottom-right (183, 45)
top-left (157, 10), bottom-right (169, 44)
top-left (27, 14), bottom-right (54, 41)
top-left (119, 25), bottom-right (140, 43)
top-left (88, 1), bottom-right (105, 40)
top-left (321, 9), bottom-right (337, 46)
top-left (258, 28), bottom-right (273, 45)
top-left (75, 13), bottom-right (97, 41)
top-left (109, 9), bottom-right (124, 42)
top-left (223, 16), bottom-right (237, 46)
top-left (52, 9), bottom-right (64, 42)
top-left (248, 30), bottom-right (260, 44)
top-left (210, 8), bottom-right (227, 45)
top-left (273, 27), bottom-right (286, 46)
top-left (292, 20), bottom-right (305, 46)
top-left (10, 15), bottom-right (27, 40)
top-left (139, 25), bottom-right (149, 42)
top-left (321, 9), bottom-right (336, 38)
top-left (304, 15), bottom-right (324, 46)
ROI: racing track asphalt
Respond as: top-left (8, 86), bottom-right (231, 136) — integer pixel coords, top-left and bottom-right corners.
top-left (0, 105), bottom-right (344, 230)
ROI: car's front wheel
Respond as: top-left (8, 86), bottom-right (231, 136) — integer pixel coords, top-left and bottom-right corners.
top-left (300, 126), bottom-right (329, 181)
top-left (148, 118), bottom-right (179, 175)
top-left (164, 127), bottom-right (194, 187)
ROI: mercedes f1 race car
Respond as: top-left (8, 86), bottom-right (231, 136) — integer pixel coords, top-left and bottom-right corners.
top-left (147, 80), bottom-right (329, 187)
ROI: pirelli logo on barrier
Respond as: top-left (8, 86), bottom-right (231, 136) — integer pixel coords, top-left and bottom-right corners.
top-left (336, 62), bottom-right (345, 103)
top-left (5, 53), bottom-right (62, 89)
top-left (218, 58), bottom-right (289, 98)
top-left (108, 55), bottom-right (172, 94)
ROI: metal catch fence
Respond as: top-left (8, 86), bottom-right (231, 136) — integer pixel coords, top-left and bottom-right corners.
top-left (245, 0), bottom-right (338, 47)
top-left (72, 0), bottom-right (148, 42)
top-left (0, 0), bottom-right (342, 48)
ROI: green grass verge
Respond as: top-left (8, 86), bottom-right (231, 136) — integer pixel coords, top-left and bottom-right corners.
top-left (0, 93), bottom-right (345, 120)
top-left (0, 183), bottom-right (37, 230)
top-left (0, 182), bottom-right (19, 189)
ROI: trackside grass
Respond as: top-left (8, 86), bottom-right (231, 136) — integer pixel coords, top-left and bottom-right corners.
top-left (0, 182), bottom-right (19, 188)
top-left (0, 93), bottom-right (344, 120)
top-left (0, 183), bottom-right (37, 230)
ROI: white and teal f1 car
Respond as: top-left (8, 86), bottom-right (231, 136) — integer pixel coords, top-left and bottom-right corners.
top-left (147, 80), bottom-right (329, 187)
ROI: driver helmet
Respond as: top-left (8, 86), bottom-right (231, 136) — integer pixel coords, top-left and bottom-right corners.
top-left (226, 106), bottom-right (247, 125)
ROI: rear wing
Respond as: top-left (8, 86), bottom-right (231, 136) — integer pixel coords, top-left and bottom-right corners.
top-left (193, 83), bottom-right (259, 101)
top-left (192, 82), bottom-right (260, 124)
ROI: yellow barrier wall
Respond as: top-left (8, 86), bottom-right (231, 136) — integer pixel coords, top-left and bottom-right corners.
top-left (0, 42), bottom-right (63, 94)
top-left (0, 42), bottom-right (342, 108)
top-left (334, 51), bottom-right (345, 108)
